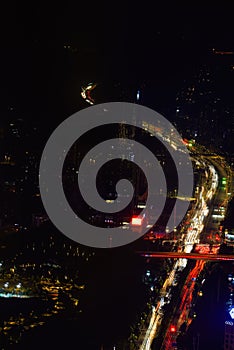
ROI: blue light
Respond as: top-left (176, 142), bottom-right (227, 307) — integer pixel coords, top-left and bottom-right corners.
top-left (229, 307), bottom-right (234, 319)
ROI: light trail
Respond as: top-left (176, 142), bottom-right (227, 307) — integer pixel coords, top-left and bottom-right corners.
top-left (163, 260), bottom-right (206, 350)
top-left (138, 150), bottom-right (232, 350)
top-left (138, 251), bottom-right (234, 261)
top-left (81, 82), bottom-right (97, 105)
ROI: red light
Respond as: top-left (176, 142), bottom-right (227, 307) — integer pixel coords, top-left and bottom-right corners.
top-left (183, 139), bottom-right (189, 145)
top-left (131, 216), bottom-right (143, 226)
top-left (170, 325), bottom-right (176, 332)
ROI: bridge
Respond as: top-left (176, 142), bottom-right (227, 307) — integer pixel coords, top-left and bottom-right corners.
top-left (137, 251), bottom-right (234, 261)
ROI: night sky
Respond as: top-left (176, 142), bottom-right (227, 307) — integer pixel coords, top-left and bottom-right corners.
top-left (1, 3), bottom-right (234, 119)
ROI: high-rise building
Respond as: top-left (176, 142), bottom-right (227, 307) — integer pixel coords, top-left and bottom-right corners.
top-left (224, 273), bottom-right (234, 350)
top-left (175, 58), bottom-right (234, 154)
top-left (224, 320), bottom-right (234, 350)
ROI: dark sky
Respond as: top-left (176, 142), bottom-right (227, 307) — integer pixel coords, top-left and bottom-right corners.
top-left (1, 3), bottom-right (234, 119)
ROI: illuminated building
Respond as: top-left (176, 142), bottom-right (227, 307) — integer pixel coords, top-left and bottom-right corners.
top-left (224, 229), bottom-right (234, 246)
top-left (224, 273), bottom-right (234, 350)
top-left (175, 60), bottom-right (234, 153)
top-left (223, 197), bottom-right (234, 247)
top-left (224, 320), bottom-right (234, 350)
